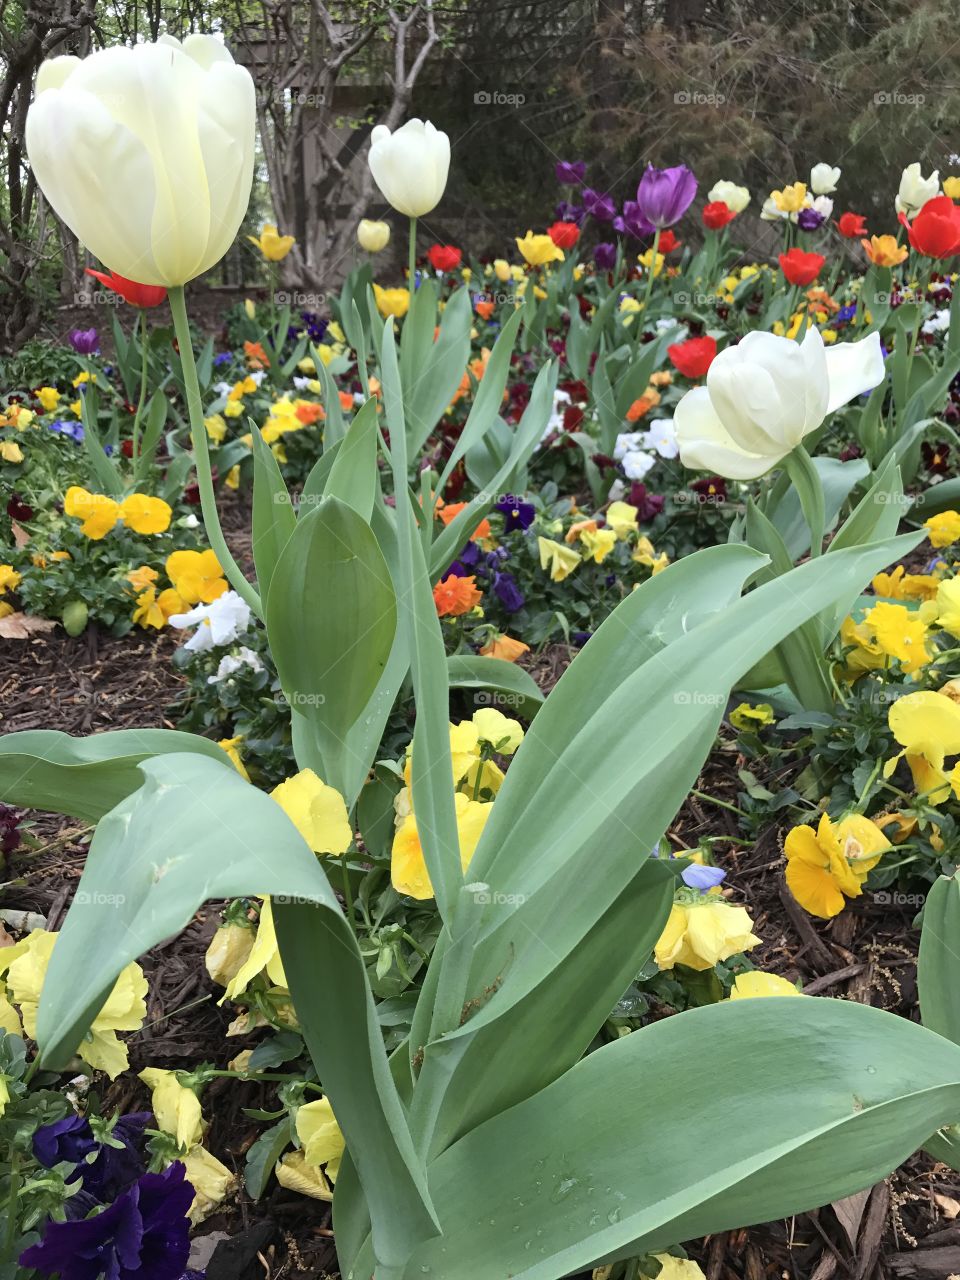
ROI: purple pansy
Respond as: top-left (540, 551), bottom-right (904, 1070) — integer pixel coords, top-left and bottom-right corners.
top-left (21, 1163), bottom-right (194, 1280)
top-left (797, 206), bottom-right (825, 231)
top-left (49, 420), bottom-right (84, 443)
top-left (34, 1115), bottom-right (97, 1170)
top-left (494, 495), bottom-right (535, 531)
top-left (635, 164), bottom-right (698, 229)
top-left (493, 572), bottom-right (525, 613)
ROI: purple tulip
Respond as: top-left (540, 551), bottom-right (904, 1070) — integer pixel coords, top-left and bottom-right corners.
top-left (635, 164), bottom-right (698, 229)
top-left (615, 201), bottom-right (656, 240)
top-left (555, 200), bottom-right (585, 226)
top-left (582, 188), bottom-right (617, 222)
top-left (555, 160), bottom-right (586, 185)
top-left (68, 327), bottom-right (99, 355)
top-left (797, 206), bottom-right (825, 231)
top-left (20, 1163), bottom-right (194, 1280)
top-left (593, 242), bottom-right (618, 271)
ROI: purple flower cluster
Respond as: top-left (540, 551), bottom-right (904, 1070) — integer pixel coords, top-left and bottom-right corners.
top-left (21, 1112), bottom-right (199, 1280)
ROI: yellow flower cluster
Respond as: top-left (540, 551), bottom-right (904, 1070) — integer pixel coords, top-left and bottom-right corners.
top-left (537, 502), bottom-right (668, 583)
top-left (129, 548), bottom-right (228, 630)
top-left (784, 813), bottom-right (889, 918)
top-left (64, 486), bottom-right (172, 540)
top-left (391, 709), bottom-right (524, 899)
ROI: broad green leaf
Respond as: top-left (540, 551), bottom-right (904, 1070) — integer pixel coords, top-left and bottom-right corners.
top-left (312, 347), bottom-right (346, 449)
top-left (401, 284), bottom-right (472, 453)
top-left (0, 728), bottom-right (228, 821)
top-left (266, 495), bottom-right (397, 765)
top-left (919, 873), bottom-right (960, 1044)
top-left (446, 655), bottom-right (544, 720)
top-left (250, 425), bottom-right (296, 596)
top-left (771, 456), bottom-right (869, 559)
top-left (322, 396), bottom-right (379, 520)
top-left (35, 754), bottom-right (438, 1270)
top-left (400, 999), bottom-right (960, 1280)
top-left (911, 476), bottom-right (960, 520)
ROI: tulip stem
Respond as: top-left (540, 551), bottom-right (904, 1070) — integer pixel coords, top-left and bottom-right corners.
top-left (169, 285), bottom-right (263, 618)
top-left (131, 309), bottom-right (150, 477)
top-left (408, 216), bottom-right (418, 294)
top-left (784, 444), bottom-right (825, 557)
top-left (643, 227), bottom-right (661, 313)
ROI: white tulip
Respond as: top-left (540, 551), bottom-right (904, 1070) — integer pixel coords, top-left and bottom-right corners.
top-left (707, 180), bottom-right (750, 213)
top-left (675, 329), bottom-right (885, 480)
top-left (895, 162), bottom-right (940, 218)
top-left (368, 119), bottom-right (450, 217)
top-left (357, 218), bottom-right (391, 252)
top-left (26, 35), bottom-right (255, 287)
top-left (812, 195), bottom-right (834, 219)
top-left (810, 163), bottom-right (841, 195)
top-left (760, 196), bottom-right (789, 222)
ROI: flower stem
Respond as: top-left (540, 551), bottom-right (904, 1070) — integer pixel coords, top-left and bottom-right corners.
top-left (642, 227), bottom-right (662, 312)
top-left (408, 216), bottom-right (418, 294)
top-left (131, 309), bottom-right (150, 476)
top-left (168, 285), bottom-right (262, 618)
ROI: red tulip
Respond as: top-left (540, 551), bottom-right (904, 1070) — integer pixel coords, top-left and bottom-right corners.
top-left (84, 268), bottom-right (167, 307)
top-left (702, 201), bottom-right (737, 230)
top-left (426, 244), bottom-right (463, 272)
top-left (667, 334), bottom-right (717, 379)
top-left (778, 248), bottom-right (825, 286)
top-left (903, 196), bottom-right (960, 259)
top-left (836, 211), bottom-right (868, 238)
top-left (547, 221), bottom-right (580, 250)
top-left (657, 229), bottom-right (681, 253)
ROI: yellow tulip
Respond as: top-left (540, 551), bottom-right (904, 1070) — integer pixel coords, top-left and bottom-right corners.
top-left (515, 231), bottom-right (564, 267)
top-left (373, 283), bottom-right (411, 318)
top-left (247, 223), bottom-right (295, 262)
top-left (357, 218), bottom-right (391, 252)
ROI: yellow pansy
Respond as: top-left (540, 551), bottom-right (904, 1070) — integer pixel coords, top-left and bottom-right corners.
top-left (0, 1078), bottom-right (8, 1118)
top-left (392, 791), bottom-right (491, 900)
top-left (373, 284), bottom-right (410, 318)
top-left (863, 601), bottom-right (932, 674)
top-left (538, 536), bottom-right (581, 582)
top-left (0, 441), bottom-right (24, 464)
top-left (0, 566), bottom-right (22, 595)
top-left (247, 223), bottom-right (295, 262)
top-left (872, 565), bottom-right (941, 602)
top-left (515, 231), bottom-right (564, 267)
top-left (276, 1150), bottom-right (334, 1201)
top-left (655, 899), bottom-right (760, 972)
top-left (729, 702), bottom-right (775, 731)
top-left (578, 527), bottom-right (617, 564)
top-left (36, 386), bottom-right (60, 413)
top-left (784, 813), bottom-right (889, 918)
top-left (70, 399), bottom-right (82, 417)
top-left (296, 1096), bottom-right (344, 1180)
top-left (222, 898), bottom-right (287, 1000)
top-left (119, 493), bottom-right (172, 535)
top-left (935, 577), bottom-right (960, 637)
top-left (127, 565), bottom-right (158, 592)
top-left (132, 585), bottom-right (184, 630)
top-left (632, 536), bottom-right (669, 573)
top-left (1, 930), bottom-right (146, 1079)
top-left (619, 297), bottom-right (642, 326)
top-left (218, 736), bottom-right (249, 780)
top-left (165, 549), bottom-right (227, 604)
top-left (205, 922), bottom-right (256, 988)
top-left (178, 1145), bottom-right (236, 1224)
top-left (730, 972), bottom-right (802, 1000)
top-left (204, 413), bottom-right (227, 443)
top-left (64, 486), bottom-right (120, 540)
top-left (886, 689), bottom-right (960, 803)
top-left (0, 996), bottom-right (21, 1037)
top-left (472, 707), bottom-right (524, 754)
top-left (925, 510), bottom-right (960, 548)
top-left (270, 769), bottom-right (353, 855)
top-left (653, 1255), bottom-right (707, 1280)
top-left (605, 501), bottom-right (638, 539)
top-left (771, 181), bottom-right (807, 213)
top-left (139, 1068), bottom-right (204, 1149)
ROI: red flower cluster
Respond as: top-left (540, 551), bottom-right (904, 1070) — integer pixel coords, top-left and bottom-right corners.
top-left (426, 244), bottom-right (462, 272)
top-left (548, 221), bottom-right (580, 249)
top-left (702, 201), bottom-right (737, 230)
top-left (778, 248), bottom-right (825, 286)
top-left (667, 335), bottom-right (717, 379)
top-left (903, 196), bottom-right (960, 259)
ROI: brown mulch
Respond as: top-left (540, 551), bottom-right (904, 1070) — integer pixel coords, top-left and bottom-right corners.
top-left (1, 630), bottom-right (959, 1278)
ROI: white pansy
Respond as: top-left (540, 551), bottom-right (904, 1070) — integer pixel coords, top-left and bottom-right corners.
top-left (208, 647), bottom-right (264, 684)
top-left (170, 591), bottom-right (253, 652)
top-left (642, 418), bottom-right (679, 459)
